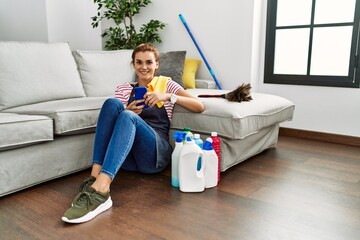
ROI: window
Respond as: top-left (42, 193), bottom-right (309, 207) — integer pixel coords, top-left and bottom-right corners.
top-left (264, 0), bottom-right (360, 88)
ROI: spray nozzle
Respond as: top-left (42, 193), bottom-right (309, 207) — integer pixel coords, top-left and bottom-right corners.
top-left (203, 138), bottom-right (214, 150)
top-left (173, 131), bottom-right (187, 143)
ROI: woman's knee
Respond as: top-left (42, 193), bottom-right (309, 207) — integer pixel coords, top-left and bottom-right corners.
top-left (102, 98), bottom-right (124, 113)
top-left (103, 98), bottom-right (123, 107)
top-left (120, 109), bottom-right (137, 119)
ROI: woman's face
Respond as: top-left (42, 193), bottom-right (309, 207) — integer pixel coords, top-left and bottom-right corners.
top-left (133, 51), bottom-right (159, 82)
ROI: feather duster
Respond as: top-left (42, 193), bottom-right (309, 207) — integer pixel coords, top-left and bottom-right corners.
top-left (198, 83), bottom-right (252, 102)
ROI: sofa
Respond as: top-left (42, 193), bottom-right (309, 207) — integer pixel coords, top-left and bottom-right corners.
top-left (0, 41), bottom-right (295, 197)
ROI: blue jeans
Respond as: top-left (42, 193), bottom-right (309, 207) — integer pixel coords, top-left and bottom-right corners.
top-left (93, 98), bottom-right (163, 180)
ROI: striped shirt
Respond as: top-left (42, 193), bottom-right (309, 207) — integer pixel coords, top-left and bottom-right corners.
top-left (115, 79), bottom-right (183, 120)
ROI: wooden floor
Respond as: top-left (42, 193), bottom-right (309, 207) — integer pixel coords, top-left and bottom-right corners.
top-left (0, 136), bottom-right (359, 240)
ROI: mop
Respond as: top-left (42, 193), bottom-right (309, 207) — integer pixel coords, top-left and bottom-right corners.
top-left (179, 14), bottom-right (252, 103)
top-left (179, 14), bottom-right (222, 90)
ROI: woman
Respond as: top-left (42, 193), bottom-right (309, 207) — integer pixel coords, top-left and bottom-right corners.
top-left (62, 43), bottom-right (204, 223)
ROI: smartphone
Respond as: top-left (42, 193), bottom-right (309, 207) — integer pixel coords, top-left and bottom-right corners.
top-left (134, 86), bottom-right (149, 109)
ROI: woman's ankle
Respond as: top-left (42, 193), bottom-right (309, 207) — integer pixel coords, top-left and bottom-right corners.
top-left (90, 164), bottom-right (102, 177)
top-left (91, 173), bottom-right (111, 193)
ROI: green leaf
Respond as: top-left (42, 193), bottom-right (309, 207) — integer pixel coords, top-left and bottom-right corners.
top-left (91, 0), bottom-right (165, 50)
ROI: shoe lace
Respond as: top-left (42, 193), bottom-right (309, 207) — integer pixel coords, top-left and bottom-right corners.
top-left (75, 191), bottom-right (92, 209)
top-left (79, 176), bottom-right (95, 192)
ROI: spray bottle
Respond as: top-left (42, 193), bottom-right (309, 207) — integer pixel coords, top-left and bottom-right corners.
top-left (171, 132), bottom-right (186, 187)
top-left (211, 132), bottom-right (221, 183)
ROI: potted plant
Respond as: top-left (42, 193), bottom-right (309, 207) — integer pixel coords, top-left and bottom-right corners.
top-left (91, 0), bottom-right (166, 50)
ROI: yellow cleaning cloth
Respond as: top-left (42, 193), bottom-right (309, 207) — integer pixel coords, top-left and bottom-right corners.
top-left (147, 76), bottom-right (170, 108)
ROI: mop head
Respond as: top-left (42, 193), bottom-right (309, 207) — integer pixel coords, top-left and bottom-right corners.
top-left (198, 83), bottom-right (252, 103)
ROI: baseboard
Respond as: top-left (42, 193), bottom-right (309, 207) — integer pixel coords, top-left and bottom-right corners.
top-left (279, 127), bottom-right (360, 147)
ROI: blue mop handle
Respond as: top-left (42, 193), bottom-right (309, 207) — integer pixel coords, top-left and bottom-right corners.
top-left (179, 14), bottom-right (222, 90)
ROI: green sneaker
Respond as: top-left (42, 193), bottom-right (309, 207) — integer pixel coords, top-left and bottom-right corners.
top-left (62, 187), bottom-right (112, 224)
top-left (71, 176), bottom-right (96, 206)
top-left (79, 176), bottom-right (96, 192)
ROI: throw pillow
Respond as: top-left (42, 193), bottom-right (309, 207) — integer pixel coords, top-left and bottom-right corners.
top-left (157, 51), bottom-right (186, 88)
top-left (182, 58), bottom-right (201, 89)
top-left (74, 50), bottom-right (135, 97)
top-left (0, 42), bottom-right (85, 111)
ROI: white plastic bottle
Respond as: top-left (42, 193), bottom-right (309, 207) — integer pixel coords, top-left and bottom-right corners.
top-left (171, 133), bottom-right (184, 188)
top-left (193, 134), bottom-right (203, 171)
top-left (203, 138), bottom-right (218, 188)
top-left (178, 134), bottom-right (205, 192)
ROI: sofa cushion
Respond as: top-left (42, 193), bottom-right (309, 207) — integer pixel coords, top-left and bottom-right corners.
top-left (157, 51), bottom-right (186, 88)
top-left (74, 50), bottom-right (135, 97)
top-left (182, 58), bottom-right (201, 89)
top-left (0, 113), bottom-right (53, 151)
top-left (171, 89), bottom-right (295, 139)
top-left (0, 42), bottom-right (86, 111)
top-left (3, 97), bottom-right (108, 135)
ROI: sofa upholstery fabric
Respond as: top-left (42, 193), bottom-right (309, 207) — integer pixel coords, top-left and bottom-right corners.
top-left (171, 89), bottom-right (295, 139)
top-left (74, 50), bottom-right (135, 97)
top-left (0, 133), bottom-right (94, 197)
top-left (0, 42), bottom-right (85, 111)
top-left (0, 113), bottom-right (53, 151)
top-left (170, 124), bottom-right (279, 171)
top-left (3, 97), bottom-right (108, 135)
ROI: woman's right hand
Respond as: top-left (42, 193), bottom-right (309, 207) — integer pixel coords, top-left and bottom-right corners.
top-left (126, 100), bottom-right (145, 114)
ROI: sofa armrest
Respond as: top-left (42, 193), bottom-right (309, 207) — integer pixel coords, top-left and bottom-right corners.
top-left (195, 79), bottom-right (217, 89)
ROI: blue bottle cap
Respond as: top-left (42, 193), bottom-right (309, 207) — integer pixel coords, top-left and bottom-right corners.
top-left (203, 138), bottom-right (213, 150)
top-left (173, 131), bottom-right (186, 142)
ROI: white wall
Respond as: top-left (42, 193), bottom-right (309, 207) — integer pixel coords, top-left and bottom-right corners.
top-left (0, 0), bottom-right (48, 41)
top-left (46, 0), bottom-right (102, 50)
top-left (0, 0), bottom-right (102, 50)
top-left (0, 0), bottom-right (358, 137)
